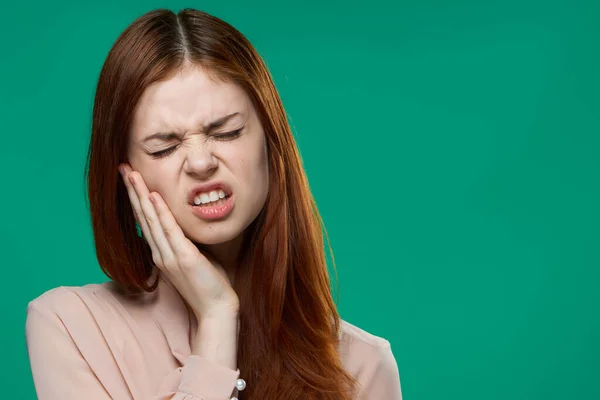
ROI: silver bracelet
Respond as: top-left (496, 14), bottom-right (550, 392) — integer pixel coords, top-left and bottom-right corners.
top-left (230, 378), bottom-right (246, 400)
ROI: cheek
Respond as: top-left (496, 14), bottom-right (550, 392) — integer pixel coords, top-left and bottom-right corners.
top-left (135, 165), bottom-right (174, 199)
top-left (251, 141), bottom-right (269, 186)
top-left (233, 145), bottom-right (269, 195)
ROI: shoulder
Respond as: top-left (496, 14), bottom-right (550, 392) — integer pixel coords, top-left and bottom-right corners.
top-left (28, 283), bottom-right (105, 309)
top-left (25, 282), bottom-right (155, 366)
top-left (25, 281), bottom-right (137, 333)
top-left (339, 318), bottom-right (391, 349)
top-left (25, 284), bottom-right (118, 366)
top-left (338, 318), bottom-right (394, 366)
top-left (338, 319), bottom-right (402, 398)
top-left (27, 280), bottom-right (150, 312)
top-left (25, 284), bottom-right (156, 399)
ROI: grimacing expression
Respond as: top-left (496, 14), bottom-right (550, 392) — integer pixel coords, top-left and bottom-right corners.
top-left (126, 65), bottom-right (270, 245)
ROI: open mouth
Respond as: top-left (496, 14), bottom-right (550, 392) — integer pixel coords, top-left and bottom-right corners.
top-left (191, 193), bottom-right (231, 208)
top-left (189, 193), bottom-right (235, 220)
top-left (190, 187), bottom-right (231, 206)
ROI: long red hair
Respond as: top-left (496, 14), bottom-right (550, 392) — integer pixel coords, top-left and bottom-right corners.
top-left (84, 8), bottom-right (358, 399)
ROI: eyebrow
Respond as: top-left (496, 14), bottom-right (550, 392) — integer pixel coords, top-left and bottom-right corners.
top-left (142, 112), bottom-right (241, 143)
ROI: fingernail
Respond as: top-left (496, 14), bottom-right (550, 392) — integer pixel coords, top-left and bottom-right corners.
top-left (118, 166), bottom-right (125, 177)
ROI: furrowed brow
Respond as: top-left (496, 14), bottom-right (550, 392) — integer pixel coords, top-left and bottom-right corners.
top-left (142, 112), bottom-right (241, 143)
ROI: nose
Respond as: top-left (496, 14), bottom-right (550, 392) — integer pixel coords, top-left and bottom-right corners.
top-left (183, 145), bottom-right (218, 179)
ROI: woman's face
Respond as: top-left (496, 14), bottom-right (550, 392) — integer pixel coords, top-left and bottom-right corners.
top-left (126, 65), bottom-right (269, 246)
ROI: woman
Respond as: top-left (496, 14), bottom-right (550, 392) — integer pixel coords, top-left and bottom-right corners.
top-left (25, 8), bottom-right (402, 400)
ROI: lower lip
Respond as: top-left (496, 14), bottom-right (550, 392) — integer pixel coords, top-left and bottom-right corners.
top-left (190, 195), bottom-right (235, 221)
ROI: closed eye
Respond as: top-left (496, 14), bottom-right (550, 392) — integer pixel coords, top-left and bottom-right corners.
top-left (150, 146), bottom-right (177, 159)
top-left (149, 128), bottom-right (243, 159)
top-left (214, 128), bottom-right (243, 141)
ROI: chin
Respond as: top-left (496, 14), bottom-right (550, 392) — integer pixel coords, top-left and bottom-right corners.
top-left (185, 224), bottom-right (242, 246)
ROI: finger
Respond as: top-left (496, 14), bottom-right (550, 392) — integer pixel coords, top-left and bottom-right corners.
top-left (126, 169), bottom-right (177, 268)
top-left (119, 164), bottom-right (163, 266)
top-left (150, 192), bottom-right (203, 262)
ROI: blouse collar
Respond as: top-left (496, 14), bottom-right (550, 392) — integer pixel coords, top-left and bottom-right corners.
top-left (149, 270), bottom-right (197, 365)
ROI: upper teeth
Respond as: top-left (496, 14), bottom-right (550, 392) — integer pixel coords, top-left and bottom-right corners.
top-left (193, 189), bottom-right (227, 205)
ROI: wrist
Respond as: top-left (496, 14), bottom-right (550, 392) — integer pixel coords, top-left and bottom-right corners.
top-left (198, 314), bottom-right (239, 337)
top-left (192, 316), bottom-right (239, 370)
top-left (192, 301), bottom-right (239, 321)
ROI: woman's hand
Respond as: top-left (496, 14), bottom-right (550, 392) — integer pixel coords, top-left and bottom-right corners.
top-left (118, 163), bottom-right (240, 320)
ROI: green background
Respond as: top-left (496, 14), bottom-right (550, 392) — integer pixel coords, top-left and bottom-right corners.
top-left (1, 0), bottom-right (598, 399)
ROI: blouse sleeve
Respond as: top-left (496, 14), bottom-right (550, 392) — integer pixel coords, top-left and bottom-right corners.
top-left (25, 298), bottom-right (240, 400)
top-left (357, 339), bottom-right (403, 399)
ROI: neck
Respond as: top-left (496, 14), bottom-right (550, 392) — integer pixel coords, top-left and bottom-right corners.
top-left (195, 232), bottom-right (245, 286)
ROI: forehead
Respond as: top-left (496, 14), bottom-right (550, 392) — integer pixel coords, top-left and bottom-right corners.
top-left (130, 66), bottom-right (248, 139)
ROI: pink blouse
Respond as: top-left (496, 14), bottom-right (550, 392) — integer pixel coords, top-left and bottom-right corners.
top-left (25, 273), bottom-right (402, 399)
